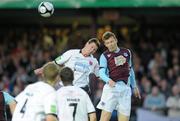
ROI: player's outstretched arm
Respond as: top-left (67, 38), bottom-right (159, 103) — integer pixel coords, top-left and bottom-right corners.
top-left (34, 67), bottom-right (43, 75)
top-left (34, 61), bottom-right (55, 75)
top-left (34, 50), bottom-right (73, 75)
top-left (88, 112), bottom-right (97, 121)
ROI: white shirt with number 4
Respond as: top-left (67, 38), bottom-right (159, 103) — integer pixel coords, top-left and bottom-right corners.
top-left (12, 82), bottom-right (57, 121)
top-left (56, 86), bottom-right (95, 121)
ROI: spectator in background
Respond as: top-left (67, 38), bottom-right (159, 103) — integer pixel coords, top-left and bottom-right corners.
top-left (149, 67), bottom-right (161, 86)
top-left (166, 85), bottom-right (180, 118)
top-left (132, 53), bottom-right (144, 81)
top-left (148, 51), bottom-right (167, 78)
top-left (158, 79), bottom-right (171, 99)
top-left (176, 76), bottom-right (180, 87)
top-left (139, 76), bottom-right (152, 99)
top-left (143, 86), bottom-right (166, 115)
top-left (166, 68), bottom-right (176, 86)
top-left (173, 64), bottom-right (179, 77)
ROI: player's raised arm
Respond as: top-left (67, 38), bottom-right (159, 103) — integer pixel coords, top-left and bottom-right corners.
top-left (34, 50), bottom-right (72, 75)
top-left (34, 61), bottom-right (54, 75)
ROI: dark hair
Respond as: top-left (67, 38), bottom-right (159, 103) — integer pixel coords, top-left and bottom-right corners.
top-left (60, 67), bottom-right (74, 83)
top-left (102, 31), bottom-right (116, 41)
top-left (88, 38), bottom-right (100, 48)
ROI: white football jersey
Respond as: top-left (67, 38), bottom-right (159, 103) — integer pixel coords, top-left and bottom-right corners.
top-left (55, 49), bottom-right (99, 87)
top-left (56, 86), bottom-right (95, 121)
top-left (12, 82), bottom-right (57, 121)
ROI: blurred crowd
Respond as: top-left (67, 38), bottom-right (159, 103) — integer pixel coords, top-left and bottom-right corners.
top-left (0, 24), bottom-right (180, 120)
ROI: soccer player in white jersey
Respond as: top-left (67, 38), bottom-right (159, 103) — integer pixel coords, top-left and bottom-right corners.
top-left (12, 63), bottom-right (60, 121)
top-left (57, 67), bottom-right (96, 121)
top-left (35, 38), bottom-right (100, 94)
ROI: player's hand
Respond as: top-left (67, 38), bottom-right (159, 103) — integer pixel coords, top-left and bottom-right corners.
top-left (34, 68), bottom-right (43, 75)
top-left (108, 80), bottom-right (116, 87)
top-left (133, 87), bottom-right (141, 99)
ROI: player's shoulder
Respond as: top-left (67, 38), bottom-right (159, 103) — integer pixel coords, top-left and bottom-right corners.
top-left (74, 86), bottom-right (88, 96)
top-left (119, 47), bottom-right (129, 51)
top-left (30, 81), bottom-right (55, 93)
top-left (120, 47), bottom-right (132, 55)
top-left (66, 49), bottom-right (80, 53)
top-left (57, 86), bottom-right (86, 95)
top-left (89, 54), bottom-right (98, 62)
top-left (23, 83), bottom-right (34, 91)
top-left (91, 57), bottom-right (98, 64)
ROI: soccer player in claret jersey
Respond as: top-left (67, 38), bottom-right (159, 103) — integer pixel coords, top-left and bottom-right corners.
top-left (97, 31), bottom-right (141, 121)
top-left (56, 67), bottom-right (96, 121)
top-left (0, 91), bottom-right (16, 121)
top-left (12, 63), bottom-right (60, 121)
top-left (35, 38), bottom-right (100, 95)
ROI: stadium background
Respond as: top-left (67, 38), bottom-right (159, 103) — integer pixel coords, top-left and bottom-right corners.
top-left (0, 0), bottom-right (180, 121)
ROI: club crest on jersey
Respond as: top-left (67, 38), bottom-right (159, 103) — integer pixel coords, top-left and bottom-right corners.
top-left (114, 55), bottom-right (126, 66)
top-left (123, 52), bottom-right (128, 57)
top-left (89, 61), bottom-right (93, 65)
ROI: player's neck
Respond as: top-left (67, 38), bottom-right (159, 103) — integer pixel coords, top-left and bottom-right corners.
top-left (114, 47), bottom-right (120, 52)
top-left (46, 80), bottom-right (56, 87)
top-left (63, 82), bottom-right (72, 86)
top-left (109, 47), bottom-right (119, 52)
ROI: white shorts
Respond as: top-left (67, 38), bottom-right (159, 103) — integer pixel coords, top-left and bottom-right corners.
top-left (97, 81), bottom-right (132, 116)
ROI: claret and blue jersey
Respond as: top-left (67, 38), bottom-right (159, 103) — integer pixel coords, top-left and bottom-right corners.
top-left (99, 47), bottom-right (137, 88)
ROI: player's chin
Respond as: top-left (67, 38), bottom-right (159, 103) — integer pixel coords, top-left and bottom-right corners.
top-left (109, 48), bottom-right (116, 52)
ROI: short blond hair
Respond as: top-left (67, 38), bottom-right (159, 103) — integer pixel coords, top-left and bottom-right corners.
top-left (43, 62), bottom-right (59, 82)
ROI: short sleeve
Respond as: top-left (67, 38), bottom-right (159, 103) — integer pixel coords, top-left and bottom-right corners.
top-left (3, 92), bottom-right (15, 105)
top-left (54, 50), bottom-right (73, 65)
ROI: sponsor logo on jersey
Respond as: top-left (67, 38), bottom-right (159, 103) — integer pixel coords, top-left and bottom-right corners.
top-left (89, 61), bottom-right (93, 65)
